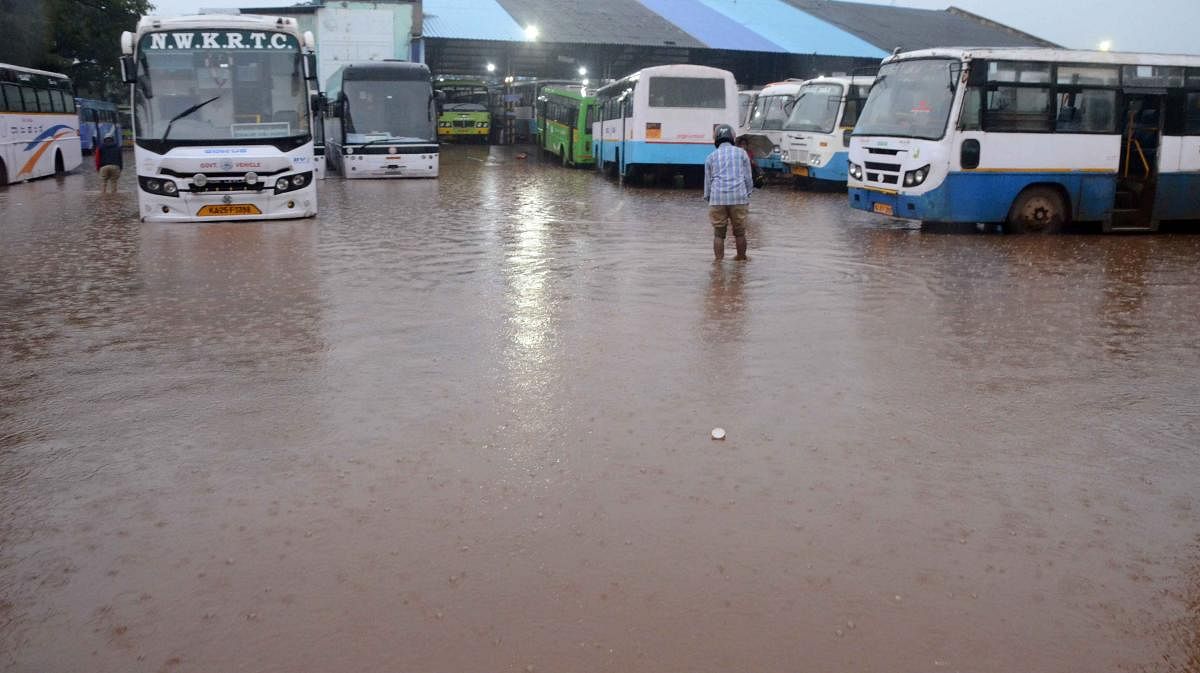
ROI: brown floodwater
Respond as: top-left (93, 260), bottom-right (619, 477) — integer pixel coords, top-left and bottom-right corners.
top-left (2, 145), bottom-right (1199, 673)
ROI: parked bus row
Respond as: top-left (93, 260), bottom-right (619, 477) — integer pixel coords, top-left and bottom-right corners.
top-left (14, 16), bottom-right (1200, 235)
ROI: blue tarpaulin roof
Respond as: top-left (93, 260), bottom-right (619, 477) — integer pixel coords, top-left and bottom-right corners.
top-left (636, 0), bottom-right (785, 53)
top-left (422, 0), bottom-right (1042, 57)
top-left (689, 0), bottom-right (887, 57)
top-left (423, 0), bottom-right (527, 41)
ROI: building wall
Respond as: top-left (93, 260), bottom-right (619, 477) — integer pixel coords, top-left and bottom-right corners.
top-left (309, 3), bottom-right (416, 88)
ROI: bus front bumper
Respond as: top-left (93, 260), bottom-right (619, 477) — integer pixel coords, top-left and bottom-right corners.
top-left (138, 186), bottom-right (317, 223)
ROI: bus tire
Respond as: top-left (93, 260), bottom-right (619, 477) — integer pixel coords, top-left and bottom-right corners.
top-left (54, 151), bottom-right (65, 177)
top-left (1007, 186), bottom-right (1068, 234)
top-left (0, 158), bottom-right (7, 186)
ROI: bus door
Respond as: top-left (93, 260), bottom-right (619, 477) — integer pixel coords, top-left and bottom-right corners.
top-left (1114, 91), bottom-right (1165, 229)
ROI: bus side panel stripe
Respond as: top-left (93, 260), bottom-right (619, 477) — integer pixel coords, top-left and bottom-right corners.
top-left (17, 130), bottom-right (73, 177)
top-left (23, 125), bottom-right (74, 152)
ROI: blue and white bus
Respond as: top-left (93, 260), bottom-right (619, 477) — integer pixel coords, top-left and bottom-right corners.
top-left (120, 14), bottom-right (319, 222)
top-left (77, 98), bottom-right (121, 153)
top-left (593, 64), bottom-right (739, 182)
top-left (0, 63), bottom-right (82, 185)
top-left (781, 76), bottom-right (873, 185)
top-left (742, 78), bottom-right (806, 172)
top-left (849, 47), bottom-right (1200, 232)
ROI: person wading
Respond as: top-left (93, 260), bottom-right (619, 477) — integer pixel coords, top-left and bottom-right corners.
top-left (95, 134), bottom-right (123, 194)
top-left (703, 124), bottom-right (753, 261)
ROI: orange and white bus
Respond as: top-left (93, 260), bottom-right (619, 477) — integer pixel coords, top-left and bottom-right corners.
top-left (0, 63), bottom-right (82, 186)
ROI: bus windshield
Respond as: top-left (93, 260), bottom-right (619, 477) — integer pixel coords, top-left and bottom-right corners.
top-left (134, 30), bottom-right (309, 143)
top-left (854, 58), bottom-right (960, 140)
top-left (783, 83), bottom-right (843, 133)
top-left (344, 80), bottom-right (433, 142)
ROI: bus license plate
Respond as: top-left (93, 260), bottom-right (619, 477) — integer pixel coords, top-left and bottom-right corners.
top-left (197, 204), bottom-right (263, 217)
top-left (872, 202), bottom-right (894, 216)
top-left (791, 166), bottom-right (809, 177)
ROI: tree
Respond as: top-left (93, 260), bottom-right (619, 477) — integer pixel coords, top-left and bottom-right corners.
top-left (43, 0), bottom-right (153, 98)
top-left (0, 0), bottom-right (50, 68)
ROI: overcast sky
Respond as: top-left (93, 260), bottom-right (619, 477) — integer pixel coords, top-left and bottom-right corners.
top-left (150, 0), bottom-right (1199, 55)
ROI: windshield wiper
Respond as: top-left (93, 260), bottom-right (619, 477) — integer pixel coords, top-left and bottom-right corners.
top-left (161, 95), bottom-right (220, 141)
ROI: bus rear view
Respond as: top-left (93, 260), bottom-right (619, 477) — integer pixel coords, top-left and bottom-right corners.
top-left (121, 15), bottom-right (319, 222)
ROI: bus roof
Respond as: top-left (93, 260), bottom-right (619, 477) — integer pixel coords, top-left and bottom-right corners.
top-left (888, 47), bottom-right (1200, 68)
top-left (597, 64), bottom-right (735, 97)
top-left (0, 63), bottom-right (70, 81)
top-left (134, 13), bottom-right (303, 34)
top-left (758, 79), bottom-right (808, 96)
top-left (337, 61), bottom-right (431, 81)
top-left (539, 84), bottom-right (592, 100)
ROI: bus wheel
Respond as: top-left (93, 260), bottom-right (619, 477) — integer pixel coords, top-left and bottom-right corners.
top-left (561, 146), bottom-right (569, 168)
top-left (0, 158), bottom-right (7, 187)
top-left (1007, 186), bottom-right (1067, 234)
top-left (54, 151), bottom-right (65, 177)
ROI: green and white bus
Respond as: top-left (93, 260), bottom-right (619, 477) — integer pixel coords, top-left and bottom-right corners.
top-left (536, 84), bottom-right (595, 167)
top-left (436, 78), bottom-right (491, 143)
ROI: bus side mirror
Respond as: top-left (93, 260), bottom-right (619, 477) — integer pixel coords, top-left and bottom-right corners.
top-left (961, 139), bottom-right (981, 169)
top-left (303, 53), bottom-right (317, 81)
top-left (120, 55), bottom-right (137, 84)
top-left (842, 128), bottom-right (853, 147)
top-left (311, 92), bottom-right (326, 114)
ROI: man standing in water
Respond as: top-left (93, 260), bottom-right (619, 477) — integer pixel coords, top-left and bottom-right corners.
top-left (95, 134), bottom-right (123, 194)
top-left (703, 124), bottom-right (753, 261)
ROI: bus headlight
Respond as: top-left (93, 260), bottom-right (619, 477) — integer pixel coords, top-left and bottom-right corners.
top-left (903, 164), bottom-right (931, 187)
top-left (274, 172), bottom-right (313, 195)
top-left (192, 173), bottom-right (208, 187)
top-left (161, 180), bottom-right (178, 195)
top-left (809, 155), bottom-right (822, 166)
top-left (848, 161), bottom-right (864, 181)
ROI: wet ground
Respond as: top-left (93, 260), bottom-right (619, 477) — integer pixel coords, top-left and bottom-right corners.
top-left (2, 144), bottom-right (1200, 673)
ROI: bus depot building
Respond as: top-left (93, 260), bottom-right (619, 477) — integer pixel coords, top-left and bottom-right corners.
top-left (236, 0), bottom-right (1052, 141)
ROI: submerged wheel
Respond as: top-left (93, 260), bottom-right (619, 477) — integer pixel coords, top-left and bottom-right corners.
top-left (561, 146), bottom-right (569, 168)
top-left (1007, 186), bottom-right (1067, 234)
top-left (54, 151), bottom-right (65, 176)
top-left (0, 158), bottom-right (7, 187)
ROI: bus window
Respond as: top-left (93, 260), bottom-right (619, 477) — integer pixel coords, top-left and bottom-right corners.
top-left (36, 87), bottom-right (51, 112)
top-left (20, 85), bottom-right (37, 111)
top-left (1056, 89), bottom-right (1115, 133)
top-left (1, 82), bottom-right (19, 111)
top-left (51, 91), bottom-right (65, 113)
top-left (647, 77), bottom-right (725, 108)
top-left (985, 86), bottom-right (1052, 132)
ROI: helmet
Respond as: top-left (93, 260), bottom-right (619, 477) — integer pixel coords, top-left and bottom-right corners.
top-left (713, 123), bottom-right (735, 147)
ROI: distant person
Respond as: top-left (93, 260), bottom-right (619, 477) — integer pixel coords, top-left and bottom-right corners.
top-left (94, 134), bottom-right (123, 194)
top-left (704, 124), bottom-right (753, 261)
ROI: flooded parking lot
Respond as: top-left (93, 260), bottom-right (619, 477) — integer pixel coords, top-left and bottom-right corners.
top-left (2, 144), bottom-right (1200, 672)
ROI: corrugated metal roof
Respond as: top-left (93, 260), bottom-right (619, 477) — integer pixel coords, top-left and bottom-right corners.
top-left (636, 0), bottom-right (785, 53)
top-left (781, 0), bottom-right (1057, 52)
top-left (696, 0), bottom-right (886, 58)
top-left (422, 0), bottom-right (526, 41)
top-left (493, 0), bottom-right (705, 47)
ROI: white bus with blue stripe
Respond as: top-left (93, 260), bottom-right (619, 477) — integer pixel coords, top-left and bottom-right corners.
top-left (849, 47), bottom-right (1200, 232)
top-left (0, 63), bottom-right (81, 186)
top-left (742, 79), bottom-right (806, 173)
top-left (781, 76), bottom-right (873, 185)
top-left (593, 64), bottom-right (738, 182)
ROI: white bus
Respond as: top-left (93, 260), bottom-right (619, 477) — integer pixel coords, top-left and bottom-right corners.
top-left (593, 64), bottom-right (739, 182)
top-left (742, 79), bottom-right (806, 172)
top-left (737, 88), bottom-right (759, 136)
top-left (120, 15), bottom-right (319, 222)
top-left (849, 47), bottom-right (1200, 232)
top-left (325, 61), bottom-right (439, 179)
top-left (781, 76), bottom-right (873, 185)
top-left (0, 64), bottom-right (82, 186)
